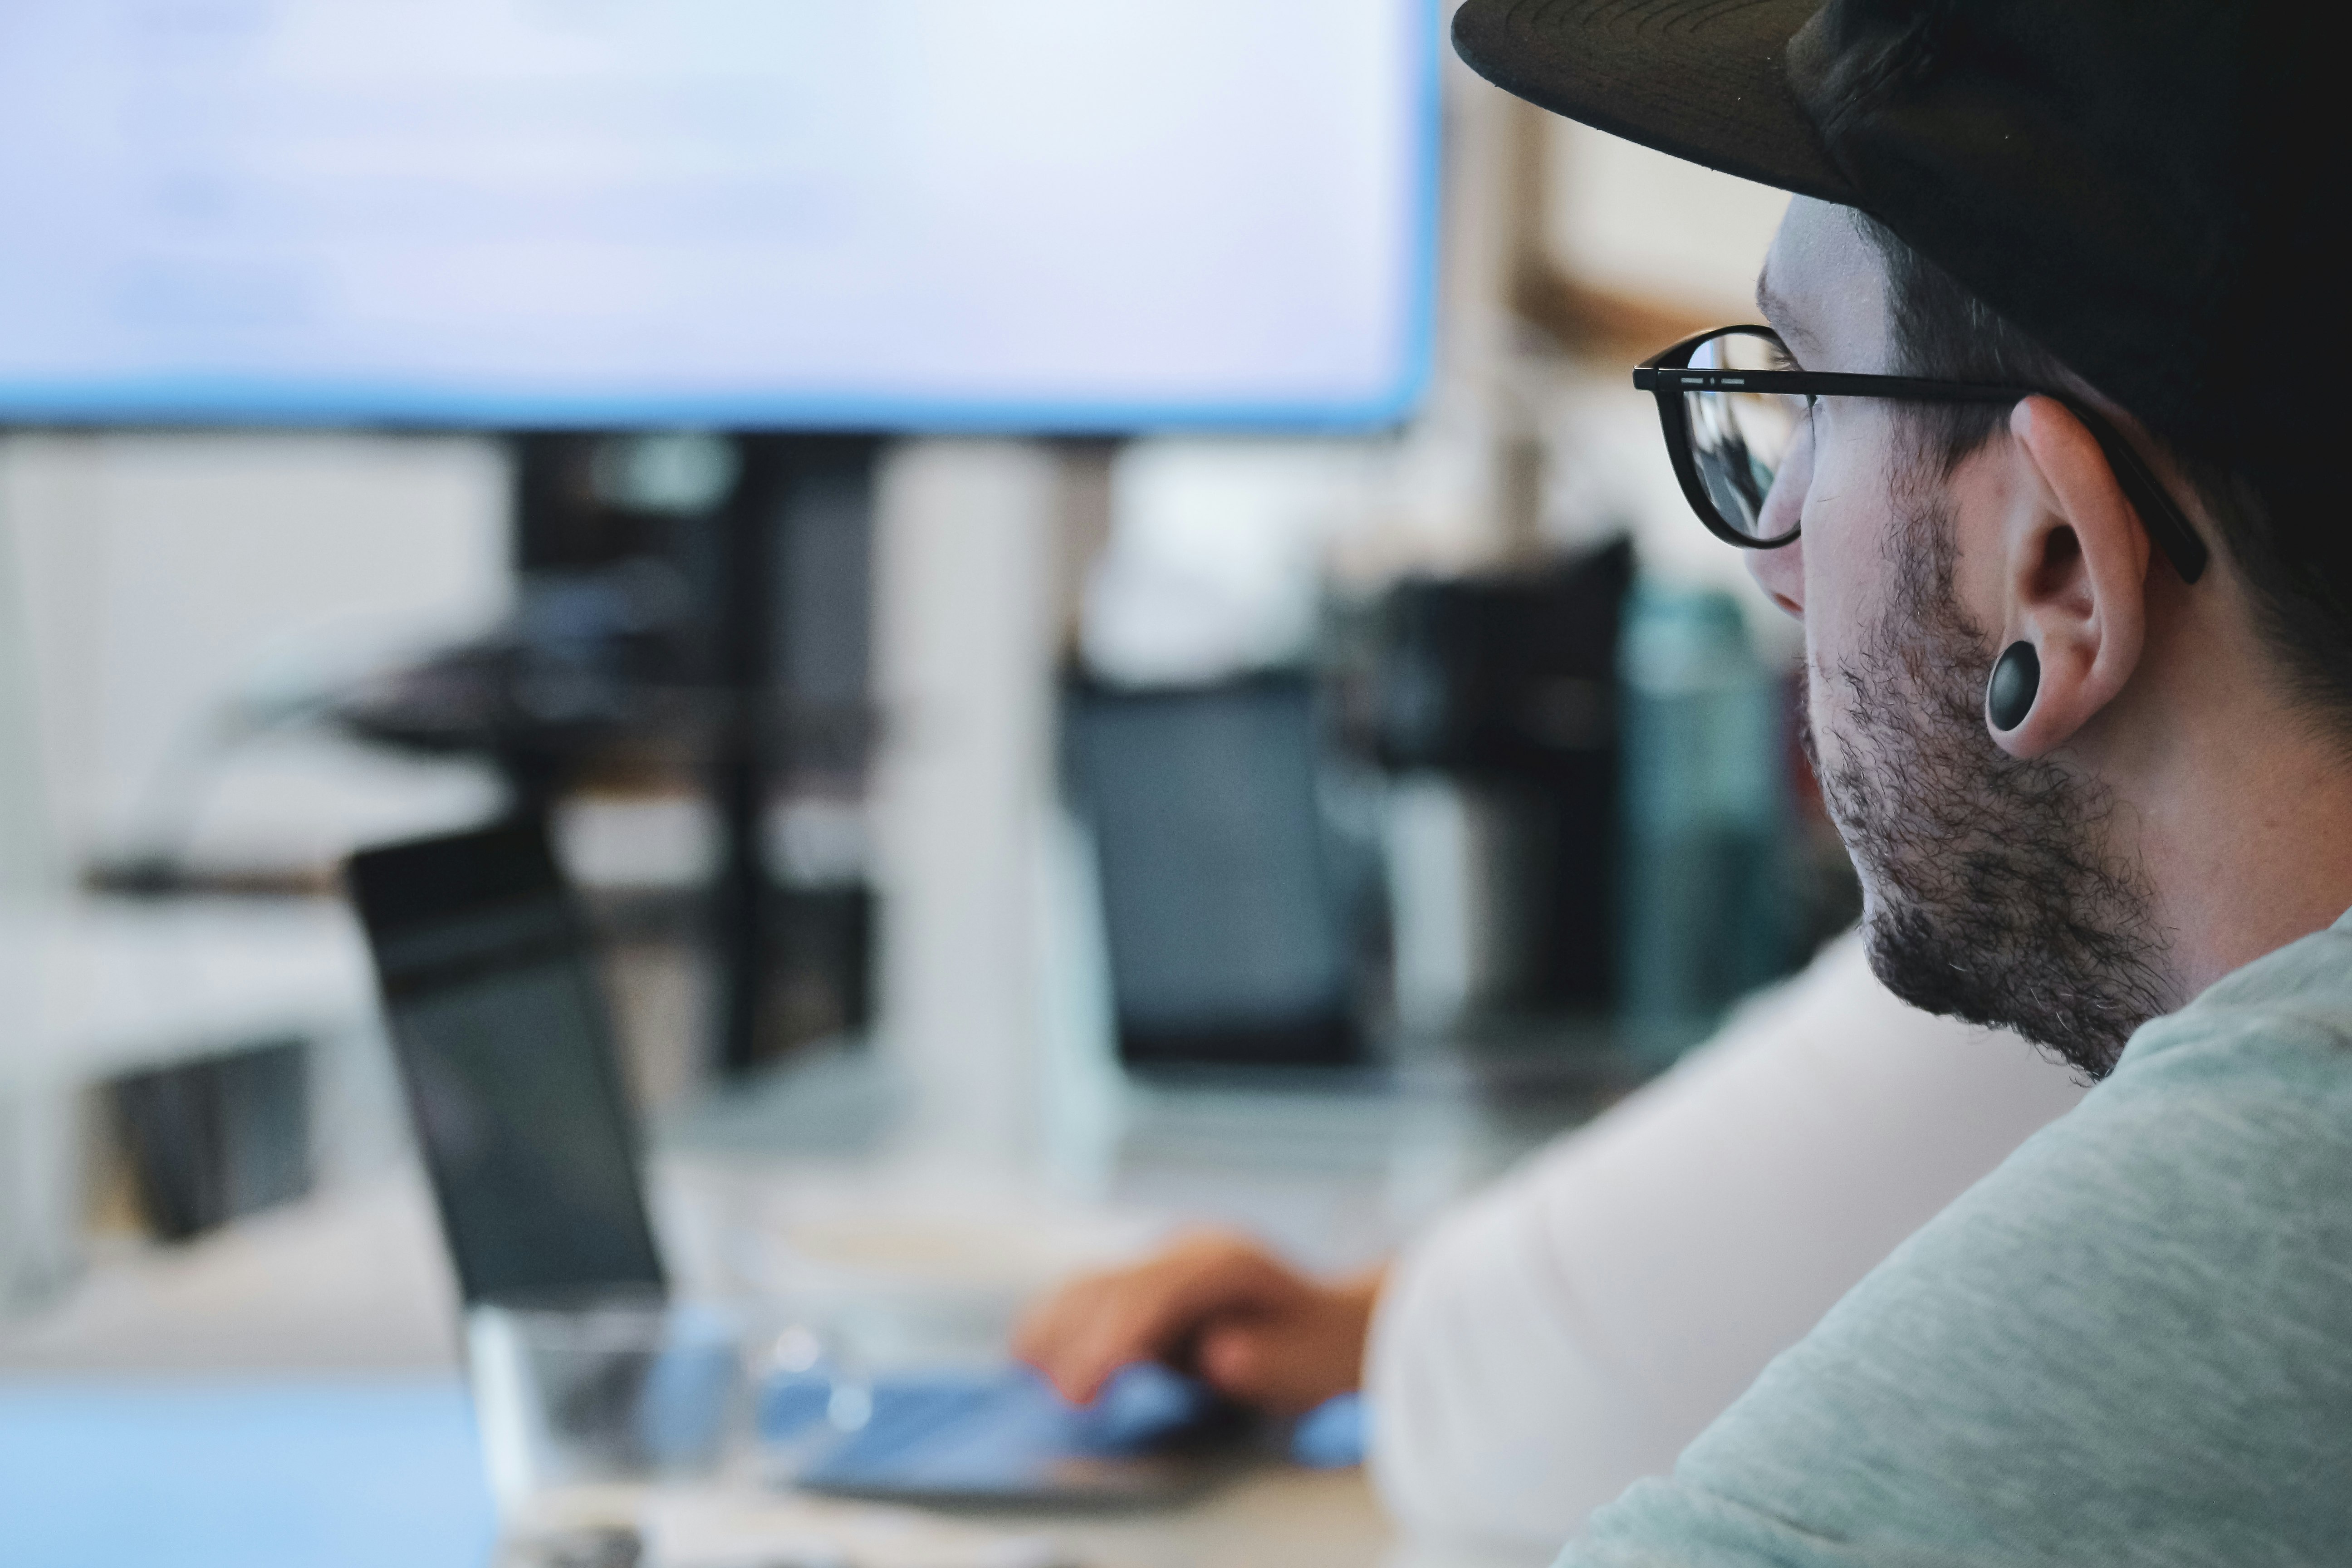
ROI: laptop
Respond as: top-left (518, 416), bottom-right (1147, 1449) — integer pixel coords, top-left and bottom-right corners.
top-left (347, 818), bottom-right (1251, 1507)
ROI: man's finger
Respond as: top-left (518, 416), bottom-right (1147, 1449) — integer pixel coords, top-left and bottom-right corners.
top-left (1196, 1320), bottom-right (1277, 1401)
top-left (1013, 1236), bottom-right (1309, 1404)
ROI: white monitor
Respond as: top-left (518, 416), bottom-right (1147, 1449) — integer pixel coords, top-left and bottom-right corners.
top-left (0, 1), bottom-right (1436, 432)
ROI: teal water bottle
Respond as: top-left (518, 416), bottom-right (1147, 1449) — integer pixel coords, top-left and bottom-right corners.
top-left (1616, 582), bottom-right (1787, 1063)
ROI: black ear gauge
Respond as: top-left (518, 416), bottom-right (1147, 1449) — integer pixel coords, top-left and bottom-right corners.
top-left (1986, 641), bottom-right (2040, 732)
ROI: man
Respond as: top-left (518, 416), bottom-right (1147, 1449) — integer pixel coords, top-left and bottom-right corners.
top-left (1019, 932), bottom-right (2083, 1550)
top-left (1042, 0), bottom-right (2352, 1556)
top-left (1432, 0), bottom-right (2352, 1560)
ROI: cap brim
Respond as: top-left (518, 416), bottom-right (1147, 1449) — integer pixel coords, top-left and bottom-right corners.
top-left (1452, 0), bottom-right (1855, 206)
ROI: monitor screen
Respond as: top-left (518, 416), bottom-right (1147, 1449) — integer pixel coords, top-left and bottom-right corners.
top-left (0, 0), bottom-right (1436, 431)
top-left (1065, 675), bottom-right (1361, 1068)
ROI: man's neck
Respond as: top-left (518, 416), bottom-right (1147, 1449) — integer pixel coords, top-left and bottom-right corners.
top-left (2147, 752), bottom-right (2352, 1003)
top-left (2121, 620), bottom-right (2352, 1006)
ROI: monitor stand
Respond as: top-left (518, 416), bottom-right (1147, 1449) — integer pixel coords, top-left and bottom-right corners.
top-left (508, 430), bottom-right (883, 1081)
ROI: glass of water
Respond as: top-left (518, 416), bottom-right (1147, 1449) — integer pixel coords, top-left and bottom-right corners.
top-left (467, 1294), bottom-right (862, 1528)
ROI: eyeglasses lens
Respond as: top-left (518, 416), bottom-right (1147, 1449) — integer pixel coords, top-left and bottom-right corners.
top-left (1682, 332), bottom-right (1808, 543)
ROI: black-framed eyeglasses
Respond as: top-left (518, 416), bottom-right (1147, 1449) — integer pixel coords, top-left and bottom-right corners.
top-left (1632, 325), bottom-right (2210, 584)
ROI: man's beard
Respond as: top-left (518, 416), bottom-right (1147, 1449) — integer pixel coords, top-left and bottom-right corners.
top-left (1806, 496), bottom-right (2171, 1079)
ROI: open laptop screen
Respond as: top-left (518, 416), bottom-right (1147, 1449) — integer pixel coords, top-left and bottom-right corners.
top-left (348, 820), bottom-right (664, 1305)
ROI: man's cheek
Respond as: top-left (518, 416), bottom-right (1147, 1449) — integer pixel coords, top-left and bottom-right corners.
top-left (1798, 578), bottom-right (1878, 774)
top-left (1803, 640), bottom-right (1856, 775)
top-left (1796, 489), bottom-right (1886, 692)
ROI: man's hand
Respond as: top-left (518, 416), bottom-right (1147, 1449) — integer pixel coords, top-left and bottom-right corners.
top-left (1012, 1230), bottom-right (1386, 1416)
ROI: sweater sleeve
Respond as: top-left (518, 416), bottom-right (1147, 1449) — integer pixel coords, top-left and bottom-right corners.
top-left (1363, 932), bottom-right (2084, 1554)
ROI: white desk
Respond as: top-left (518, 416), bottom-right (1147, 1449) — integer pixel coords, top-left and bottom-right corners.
top-left (0, 1171), bottom-right (1552, 1568)
top-left (0, 895), bottom-right (387, 1308)
top-left (0, 896), bottom-right (376, 1091)
top-left (1, 965), bottom-right (1602, 1568)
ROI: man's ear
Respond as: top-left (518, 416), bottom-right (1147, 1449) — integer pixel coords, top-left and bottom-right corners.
top-left (1987, 396), bottom-right (2152, 758)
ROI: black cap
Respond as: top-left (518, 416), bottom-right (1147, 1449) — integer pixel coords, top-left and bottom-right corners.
top-left (1450, 0), bottom-right (2336, 495)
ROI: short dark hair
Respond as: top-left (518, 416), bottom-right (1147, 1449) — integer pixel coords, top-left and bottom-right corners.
top-left (1854, 212), bottom-right (2352, 732)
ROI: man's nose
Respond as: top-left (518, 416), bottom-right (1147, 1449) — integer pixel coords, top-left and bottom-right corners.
top-left (1747, 535), bottom-right (1804, 618)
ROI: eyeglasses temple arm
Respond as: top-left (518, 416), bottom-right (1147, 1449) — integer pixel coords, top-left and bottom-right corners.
top-left (2078, 419), bottom-right (2210, 584)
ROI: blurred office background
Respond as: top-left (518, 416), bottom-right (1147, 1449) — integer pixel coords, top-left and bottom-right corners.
top-left (0, 0), bottom-right (1838, 1436)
